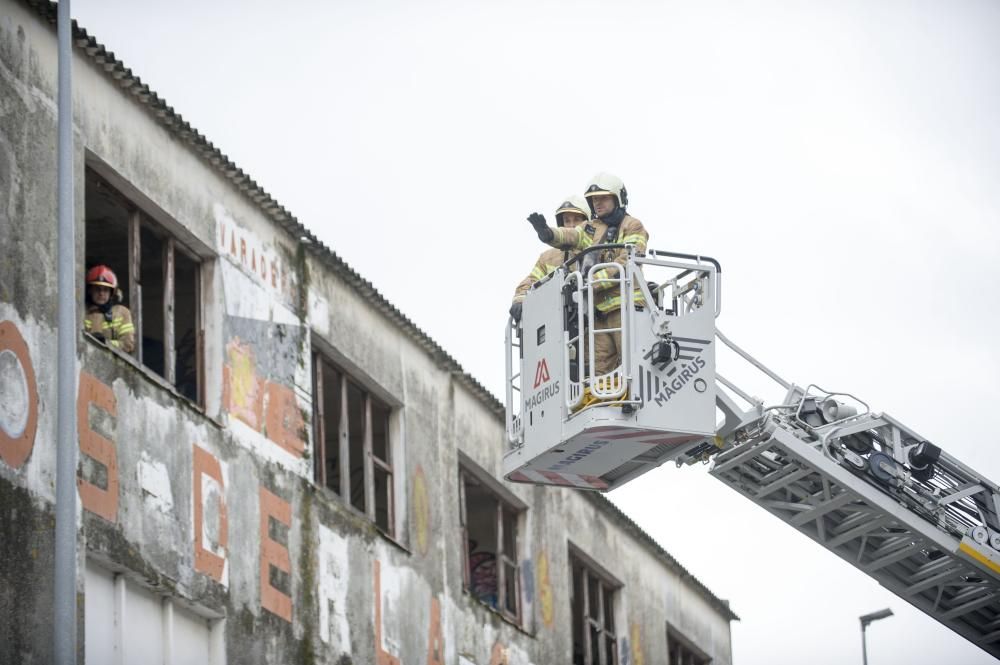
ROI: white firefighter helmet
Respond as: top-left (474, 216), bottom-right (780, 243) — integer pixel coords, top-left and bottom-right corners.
top-left (583, 172), bottom-right (628, 213)
top-left (555, 194), bottom-right (591, 227)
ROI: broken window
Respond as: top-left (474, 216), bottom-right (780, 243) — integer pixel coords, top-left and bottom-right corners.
top-left (312, 352), bottom-right (394, 535)
top-left (459, 466), bottom-right (522, 623)
top-left (84, 168), bottom-right (202, 404)
top-left (570, 554), bottom-right (619, 665)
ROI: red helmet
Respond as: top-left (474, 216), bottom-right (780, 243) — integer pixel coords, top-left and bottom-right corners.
top-left (86, 265), bottom-right (118, 289)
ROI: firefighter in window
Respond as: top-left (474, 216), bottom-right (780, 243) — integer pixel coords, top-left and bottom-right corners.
top-left (83, 265), bottom-right (136, 354)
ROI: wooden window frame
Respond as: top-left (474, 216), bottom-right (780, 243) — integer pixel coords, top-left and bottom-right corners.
top-left (86, 168), bottom-right (204, 406)
top-left (571, 553), bottom-right (620, 665)
top-left (312, 352), bottom-right (394, 538)
top-left (459, 463), bottom-right (525, 625)
top-left (666, 624), bottom-right (712, 665)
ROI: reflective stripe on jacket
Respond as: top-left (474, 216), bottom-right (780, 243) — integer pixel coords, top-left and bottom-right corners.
top-left (512, 247), bottom-right (571, 304)
top-left (547, 214), bottom-right (649, 312)
top-left (84, 304), bottom-right (136, 353)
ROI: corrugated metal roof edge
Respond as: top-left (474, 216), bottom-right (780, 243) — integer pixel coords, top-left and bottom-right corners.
top-left (23, 0), bottom-right (737, 623)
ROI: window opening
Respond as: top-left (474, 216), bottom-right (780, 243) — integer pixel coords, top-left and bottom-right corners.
top-left (460, 468), bottom-right (521, 623)
top-left (667, 627), bottom-right (710, 665)
top-left (571, 554), bottom-right (618, 665)
top-left (84, 168), bottom-right (202, 405)
top-left (312, 351), bottom-right (394, 536)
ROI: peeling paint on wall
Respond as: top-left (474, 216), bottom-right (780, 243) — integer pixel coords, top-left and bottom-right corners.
top-left (0, 320), bottom-right (37, 469)
top-left (317, 524), bottom-right (351, 651)
top-left (223, 336), bottom-right (306, 459)
top-left (137, 453), bottom-right (173, 513)
top-left (224, 337), bottom-right (263, 430)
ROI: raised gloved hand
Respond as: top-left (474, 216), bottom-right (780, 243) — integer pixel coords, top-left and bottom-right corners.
top-left (509, 301), bottom-right (523, 323)
top-left (527, 213), bottom-right (553, 242)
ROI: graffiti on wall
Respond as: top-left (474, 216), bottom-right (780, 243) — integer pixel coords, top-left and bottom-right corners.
top-left (0, 321), bottom-right (37, 469)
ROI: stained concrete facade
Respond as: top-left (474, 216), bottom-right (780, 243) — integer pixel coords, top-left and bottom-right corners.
top-left (0, 1), bottom-right (737, 663)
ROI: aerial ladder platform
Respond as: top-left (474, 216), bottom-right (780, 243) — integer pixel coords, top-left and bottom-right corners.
top-left (503, 245), bottom-right (1000, 658)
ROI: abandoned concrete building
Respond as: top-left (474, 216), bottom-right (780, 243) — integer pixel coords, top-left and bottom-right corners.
top-left (0, 1), bottom-right (737, 663)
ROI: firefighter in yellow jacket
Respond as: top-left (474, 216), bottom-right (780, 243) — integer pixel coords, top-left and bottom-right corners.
top-left (509, 194), bottom-right (591, 322)
top-left (83, 265), bottom-right (136, 354)
top-left (527, 173), bottom-right (648, 377)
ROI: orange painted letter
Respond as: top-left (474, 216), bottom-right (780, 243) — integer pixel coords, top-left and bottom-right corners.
top-left (427, 596), bottom-right (444, 665)
top-left (260, 486), bottom-right (292, 622)
top-left (77, 372), bottom-right (118, 522)
top-left (0, 321), bottom-right (38, 469)
top-left (265, 382), bottom-right (306, 457)
top-left (193, 445), bottom-right (228, 583)
top-left (373, 560), bottom-right (401, 665)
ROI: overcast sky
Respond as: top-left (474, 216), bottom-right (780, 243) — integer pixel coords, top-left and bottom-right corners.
top-left (72, 1), bottom-right (1000, 663)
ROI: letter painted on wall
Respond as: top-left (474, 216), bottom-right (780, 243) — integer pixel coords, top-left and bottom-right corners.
top-left (489, 642), bottom-right (509, 665)
top-left (373, 560), bottom-right (402, 665)
top-left (413, 464), bottom-right (430, 556)
top-left (193, 445), bottom-right (228, 584)
top-left (264, 381), bottom-right (306, 457)
top-left (77, 372), bottom-right (119, 522)
top-left (260, 486), bottom-right (292, 622)
top-left (0, 320), bottom-right (38, 469)
top-left (426, 596), bottom-right (444, 665)
top-left (537, 551), bottom-right (554, 628)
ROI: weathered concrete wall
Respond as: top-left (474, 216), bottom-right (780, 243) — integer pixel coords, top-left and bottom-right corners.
top-left (0, 2), bottom-right (734, 664)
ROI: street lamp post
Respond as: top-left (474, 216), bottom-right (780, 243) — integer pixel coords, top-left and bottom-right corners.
top-left (860, 608), bottom-right (894, 665)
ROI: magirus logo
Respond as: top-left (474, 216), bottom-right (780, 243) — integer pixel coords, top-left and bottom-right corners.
top-left (533, 359), bottom-right (551, 389)
top-left (525, 358), bottom-right (559, 411)
top-left (639, 336), bottom-right (711, 407)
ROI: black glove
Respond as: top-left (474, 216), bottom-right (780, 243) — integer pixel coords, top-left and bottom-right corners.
top-left (90, 332), bottom-right (107, 343)
top-left (509, 301), bottom-right (523, 322)
top-left (527, 213), bottom-right (553, 242)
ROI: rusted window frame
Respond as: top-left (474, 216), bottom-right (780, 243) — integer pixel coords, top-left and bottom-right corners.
top-left (312, 352), bottom-right (395, 538)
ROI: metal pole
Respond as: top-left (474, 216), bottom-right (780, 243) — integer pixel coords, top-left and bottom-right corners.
top-left (861, 623), bottom-right (868, 665)
top-left (54, 0), bottom-right (78, 663)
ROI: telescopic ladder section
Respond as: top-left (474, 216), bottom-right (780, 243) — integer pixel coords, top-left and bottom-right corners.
top-left (709, 336), bottom-right (1000, 658)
